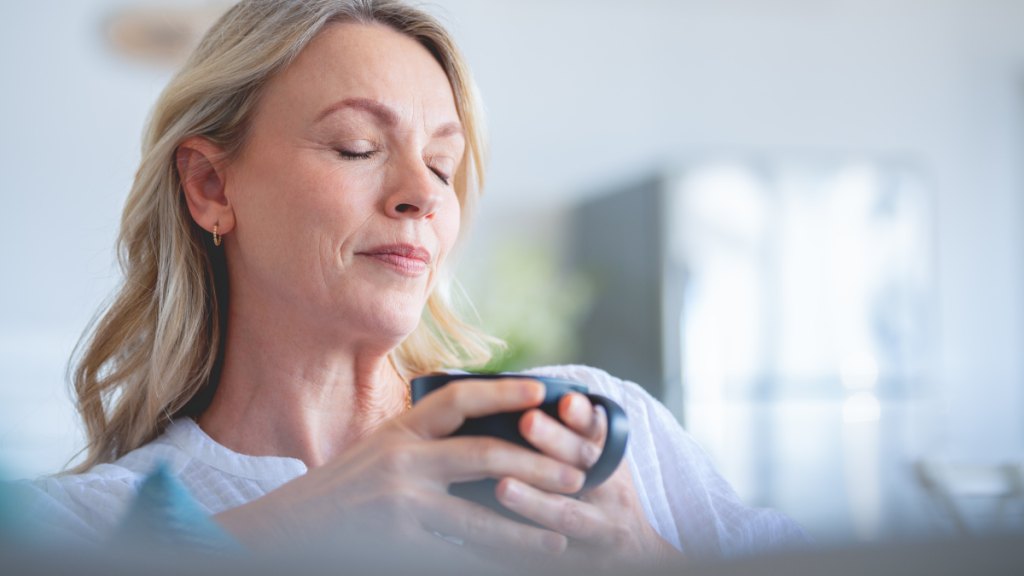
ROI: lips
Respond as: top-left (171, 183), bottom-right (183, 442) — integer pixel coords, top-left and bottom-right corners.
top-left (356, 244), bottom-right (432, 276)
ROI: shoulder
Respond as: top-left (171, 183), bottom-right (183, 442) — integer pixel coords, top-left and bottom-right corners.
top-left (28, 437), bottom-right (181, 511)
top-left (19, 465), bottom-right (144, 542)
top-left (518, 364), bottom-right (644, 402)
top-left (18, 421), bottom-right (197, 541)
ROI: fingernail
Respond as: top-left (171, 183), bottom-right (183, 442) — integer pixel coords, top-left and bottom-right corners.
top-left (569, 394), bottom-right (587, 416)
top-left (542, 533), bottom-right (567, 554)
top-left (562, 467), bottom-right (585, 491)
top-left (523, 380), bottom-right (544, 401)
top-left (592, 405), bottom-right (607, 433)
top-left (582, 442), bottom-right (601, 468)
top-left (528, 411), bottom-right (544, 435)
top-left (501, 479), bottom-right (522, 504)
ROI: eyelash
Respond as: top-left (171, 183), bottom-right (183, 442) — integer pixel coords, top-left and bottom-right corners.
top-left (338, 149), bottom-right (376, 160)
top-left (337, 149), bottom-right (451, 186)
top-left (432, 169), bottom-right (451, 187)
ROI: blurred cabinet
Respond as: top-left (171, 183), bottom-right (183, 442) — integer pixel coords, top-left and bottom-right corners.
top-left (567, 176), bottom-right (675, 408)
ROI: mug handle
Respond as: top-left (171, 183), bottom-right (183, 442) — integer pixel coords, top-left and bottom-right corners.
top-left (579, 393), bottom-right (629, 492)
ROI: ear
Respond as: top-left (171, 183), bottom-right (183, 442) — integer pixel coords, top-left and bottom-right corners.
top-left (176, 136), bottom-right (236, 237)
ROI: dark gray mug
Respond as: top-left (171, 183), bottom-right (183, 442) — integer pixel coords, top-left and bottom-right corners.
top-left (411, 373), bottom-right (629, 522)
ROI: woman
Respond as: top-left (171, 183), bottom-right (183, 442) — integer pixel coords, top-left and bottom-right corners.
top-left (23, 0), bottom-right (804, 567)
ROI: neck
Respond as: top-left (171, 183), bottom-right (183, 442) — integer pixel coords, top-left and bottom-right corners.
top-left (197, 298), bottom-right (410, 468)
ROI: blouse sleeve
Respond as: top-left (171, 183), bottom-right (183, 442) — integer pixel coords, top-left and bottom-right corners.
top-left (524, 364), bottom-right (809, 559)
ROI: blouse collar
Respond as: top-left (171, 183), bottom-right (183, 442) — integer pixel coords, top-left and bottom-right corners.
top-left (161, 418), bottom-right (308, 481)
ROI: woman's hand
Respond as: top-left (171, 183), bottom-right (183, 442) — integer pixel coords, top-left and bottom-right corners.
top-left (214, 378), bottom-right (584, 556)
top-left (497, 392), bottom-right (684, 568)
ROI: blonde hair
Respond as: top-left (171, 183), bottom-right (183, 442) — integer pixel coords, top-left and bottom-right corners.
top-left (69, 0), bottom-right (497, 472)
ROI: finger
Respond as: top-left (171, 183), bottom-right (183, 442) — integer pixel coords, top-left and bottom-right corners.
top-left (420, 491), bottom-right (568, 556)
top-left (405, 378), bottom-right (544, 439)
top-left (420, 435), bottom-right (585, 494)
top-left (593, 404), bottom-right (608, 444)
top-left (520, 409), bottom-right (602, 470)
top-left (558, 393), bottom-right (602, 441)
top-left (495, 477), bottom-right (616, 545)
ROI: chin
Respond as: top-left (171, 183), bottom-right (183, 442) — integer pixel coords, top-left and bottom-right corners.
top-left (331, 287), bottom-right (430, 345)
top-left (358, 305), bottom-right (425, 343)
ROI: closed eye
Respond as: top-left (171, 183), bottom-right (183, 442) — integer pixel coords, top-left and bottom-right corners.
top-left (338, 149), bottom-right (377, 160)
top-left (431, 167), bottom-right (451, 186)
top-left (427, 155), bottom-right (456, 187)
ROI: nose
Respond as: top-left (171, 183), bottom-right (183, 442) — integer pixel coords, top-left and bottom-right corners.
top-left (384, 156), bottom-right (443, 221)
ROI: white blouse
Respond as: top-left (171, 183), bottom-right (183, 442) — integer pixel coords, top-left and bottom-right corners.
top-left (21, 365), bottom-right (806, 557)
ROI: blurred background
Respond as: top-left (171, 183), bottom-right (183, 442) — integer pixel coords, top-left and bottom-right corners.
top-left (2, 0), bottom-right (1023, 547)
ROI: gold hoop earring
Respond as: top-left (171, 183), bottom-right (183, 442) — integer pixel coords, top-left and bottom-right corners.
top-left (213, 224), bottom-right (222, 247)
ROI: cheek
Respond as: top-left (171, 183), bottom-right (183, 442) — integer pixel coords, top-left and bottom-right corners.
top-left (230, 156), bottom-right (367, 277)
top-left (436, 197), bottom-right (462, 255)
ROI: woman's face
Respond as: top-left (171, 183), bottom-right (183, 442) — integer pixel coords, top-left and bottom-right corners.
top-left (223, 22), bottom-right (464, 346)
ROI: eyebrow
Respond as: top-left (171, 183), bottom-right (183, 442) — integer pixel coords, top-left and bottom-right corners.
top-left (315, 97), bottom-right (464, 139)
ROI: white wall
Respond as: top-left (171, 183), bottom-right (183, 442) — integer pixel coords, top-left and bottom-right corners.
top-left (2, 0), bottom-right (1022, 480)
top-left (1, 0), bottom-right (172, 476)
top-left (444, 0), bottom-right (1024, 462)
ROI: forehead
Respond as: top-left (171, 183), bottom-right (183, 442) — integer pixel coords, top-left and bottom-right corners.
top-left (258, 21), bottom-right (459, 127)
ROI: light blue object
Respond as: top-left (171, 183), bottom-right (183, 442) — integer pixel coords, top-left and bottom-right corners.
top-left (0, 469), bottom-right (46, 545)
top-left (0, 467), bottom-right (17, 539)
top-left (114, 462), bottom-right (243, 553)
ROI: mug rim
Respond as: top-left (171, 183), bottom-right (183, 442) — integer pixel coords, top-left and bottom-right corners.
top-left (411, 373), bottom-right (588, 401)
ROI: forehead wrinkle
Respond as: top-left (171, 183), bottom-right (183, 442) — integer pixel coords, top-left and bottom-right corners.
top-left (274, 23), bottom-right (457, 133)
